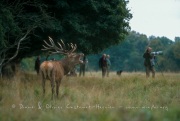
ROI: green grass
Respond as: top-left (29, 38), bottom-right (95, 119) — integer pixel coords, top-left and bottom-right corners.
top-left (0, 71), bottom-right (179, 121)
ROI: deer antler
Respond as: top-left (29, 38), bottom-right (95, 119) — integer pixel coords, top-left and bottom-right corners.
top-left (42, 36), bottom-right (77, 55)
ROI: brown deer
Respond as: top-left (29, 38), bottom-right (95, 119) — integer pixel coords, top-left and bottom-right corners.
top-left (40, 37), bottom-right (84, 99)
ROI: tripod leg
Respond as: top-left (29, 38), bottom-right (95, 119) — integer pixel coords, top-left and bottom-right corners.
top-left (156, 62), bottom-right (164, 77)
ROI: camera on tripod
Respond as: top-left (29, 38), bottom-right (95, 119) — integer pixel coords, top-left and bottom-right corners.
top-left (150, 51), bottom-right (163, 66)
top-left (151, 51), bottom-right (163, 56)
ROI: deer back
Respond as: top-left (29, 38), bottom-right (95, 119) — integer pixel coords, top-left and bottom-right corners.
top-left (40, 60), bottom-right (64, 80)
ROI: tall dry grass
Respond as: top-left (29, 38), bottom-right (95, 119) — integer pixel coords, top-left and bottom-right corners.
top-left (0, 71), bottom-right (179, 121)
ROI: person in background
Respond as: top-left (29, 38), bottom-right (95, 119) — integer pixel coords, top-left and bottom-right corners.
top-left (106, 54), bottom-right (111, 77)
top-left (34, 56), bottom-right (41, 75)
top-left (99, 54), bottom-right (107, 78)
top-left (143, 47), bottom-right (155, 78)
top-left (79, 55), bottom-right (88, 77)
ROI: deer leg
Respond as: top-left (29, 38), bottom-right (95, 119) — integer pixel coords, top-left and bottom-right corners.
top-left (56, 81), bottom-right (59, 97)
top-left (41, 71), bottom-right (46, 97)
top-left (56, 80), bottom-right (61, 98)
top-left (51, 74), bottom-right (55, 100)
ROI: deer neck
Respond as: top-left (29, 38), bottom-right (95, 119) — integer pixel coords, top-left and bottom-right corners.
top-left (61, 59), bottom-right (75, 75)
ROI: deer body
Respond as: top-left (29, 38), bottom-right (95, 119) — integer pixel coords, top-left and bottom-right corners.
top-left (40, 37), bottom-right (83, 99)
top-left (40, 61), bottom-right (63, 99)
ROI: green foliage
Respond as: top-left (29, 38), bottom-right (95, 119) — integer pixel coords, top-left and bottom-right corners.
top-left (53, 0), bottom-right (132, 53)
top-left (21, 57), bottom-right (35, 71)
top-left (0, 0), bottom-right (132, 64)
top-left (172, 42), bottom-right (180, 60)
top-left (0, 7), bottom-right (20, 48)
top-left (86, 31), bottom-right (180, 72)
top-left (21, 31), bottom-right (180, 72)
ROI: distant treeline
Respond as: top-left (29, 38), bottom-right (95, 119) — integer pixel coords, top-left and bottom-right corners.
top-left (87, 31), bottom-right (180, 72)
top-left (21, 31), bottom-right (180, 72)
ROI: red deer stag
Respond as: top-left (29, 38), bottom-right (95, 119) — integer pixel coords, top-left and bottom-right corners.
top-left (40, 37), bottom-right (84, 99)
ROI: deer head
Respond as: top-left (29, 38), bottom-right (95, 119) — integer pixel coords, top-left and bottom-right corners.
top-left (42, 36), bottom-right (84, 68)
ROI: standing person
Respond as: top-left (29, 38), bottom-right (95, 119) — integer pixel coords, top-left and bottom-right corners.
top-left (99, 54), bottom-right (107, 78)
top-left (106, 55), bottom-right (111, 77)
top-left (79, 55), bottom-right (88, 77)
top-left (34, 56), bottom-right (41, 75)
top-left (143, 47), bottom-right (155, 78)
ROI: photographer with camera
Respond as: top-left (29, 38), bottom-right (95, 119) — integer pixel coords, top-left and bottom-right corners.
top-left (143, 47), bottom-right (156, 78)
top-left (99, 54), bottom-right (108, 78)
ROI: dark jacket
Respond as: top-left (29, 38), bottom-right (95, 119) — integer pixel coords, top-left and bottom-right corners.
top-left (143, 51), bottom-right (153, 67)
top-left (99, 57), bottom-right (107, 68)
top-left (35, 57), bottom-right (40, 72)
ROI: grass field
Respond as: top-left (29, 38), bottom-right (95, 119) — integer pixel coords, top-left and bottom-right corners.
top-left (0, 71), bottom-right (179, 121)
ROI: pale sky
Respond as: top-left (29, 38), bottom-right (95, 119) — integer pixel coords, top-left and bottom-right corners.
top-left (128, 0), bottom-right (180, 41)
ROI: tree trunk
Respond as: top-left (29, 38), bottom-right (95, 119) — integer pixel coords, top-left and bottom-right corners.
top-left (2, 62), bottom-right (20, 79)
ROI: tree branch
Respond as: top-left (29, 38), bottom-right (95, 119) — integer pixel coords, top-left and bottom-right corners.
top-left (6, 26), bottom-right (36, 64)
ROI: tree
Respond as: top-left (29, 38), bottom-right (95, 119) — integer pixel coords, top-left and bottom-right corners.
top-left (35, 0), bottom-right (132, 54)
top-left (0, 0), bottom-right (51, 77)
top-left (87, 31), bottom-right (180, 72)
top-left (175, 37), bottom-right (180, 42)
top-left (0, 0), bottom-right (132, 76)
top-left (149, 36), bottom-right (173, 51)
top-left (0, 28), bottom-right (34, 77)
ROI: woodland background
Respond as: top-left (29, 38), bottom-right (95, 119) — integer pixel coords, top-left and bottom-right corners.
top-left (0, 0), bottom-right (180, 76)
top-left (22, 32), bottom-right (180, 73)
